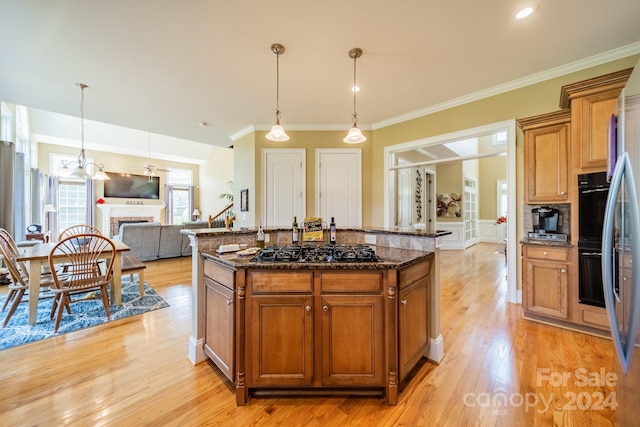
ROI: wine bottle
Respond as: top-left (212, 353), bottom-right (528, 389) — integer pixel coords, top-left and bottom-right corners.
top-left (329, 217), bottom-right (336, 244)
top-left (256, 222), bottom-right (265, 249)
top-left (292, 216), bottom-right (299, 244)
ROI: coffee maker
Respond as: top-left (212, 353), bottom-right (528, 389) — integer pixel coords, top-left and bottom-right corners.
top-left (529, 207), bottom-right (567, 241)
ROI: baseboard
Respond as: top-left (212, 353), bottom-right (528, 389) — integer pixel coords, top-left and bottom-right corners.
top-left (188, 335), bottom-right (207, 365)
top-left (427, 334), bottom-right (444, 363)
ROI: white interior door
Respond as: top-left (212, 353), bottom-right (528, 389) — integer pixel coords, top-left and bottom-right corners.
top-left (464, 176), bottom-right (477, 248)
top-left (262, 149), bottom-right (305, 227)
top-left (316, 149), bottom-right (361, 227)
top-left (397, 167), bottom-right (411, 229)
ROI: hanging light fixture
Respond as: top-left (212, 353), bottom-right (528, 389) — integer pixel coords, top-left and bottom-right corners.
top-left (58, 83), bottom-right (110, 180)
top-left (265, 43), bottom-right (289, 142)
top-left (344, 47), bottom-right (367, 144)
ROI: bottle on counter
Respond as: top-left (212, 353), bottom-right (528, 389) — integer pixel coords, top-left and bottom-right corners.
top-left (292, 216), bottom-right (299, 244)
top-left (256, 222), bottom-right (265, 249)
top-left (329, 217), bottom-right (336, 244)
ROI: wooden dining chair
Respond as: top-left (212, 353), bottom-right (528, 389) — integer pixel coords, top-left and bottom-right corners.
top-left (0, 230), bottom-right (61, 327)
top-left (59, 224), bottom-right (102, 240)
top-left (48, 233), bottom-right (115, 333)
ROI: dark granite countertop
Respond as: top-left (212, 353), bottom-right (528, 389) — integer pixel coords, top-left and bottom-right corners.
top-left (201, 245), bottom-right (434, 270)
top-left (520, 238), bottom-right (574, 248)
top-left (183, 226), bottom-right (451, 238)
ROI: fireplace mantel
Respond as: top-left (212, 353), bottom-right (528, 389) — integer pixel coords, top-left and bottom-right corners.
top-left (97, 203), bottom-right (166, 236)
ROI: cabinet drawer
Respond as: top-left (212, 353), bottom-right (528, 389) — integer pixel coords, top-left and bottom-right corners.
top-left (399, 260), bottom-right (430, 290)
top-left (320, 271), bottom-right (382, 293)
top-left (250, 271), bottom-right (313, 293)
top-left (204, 259), bottom-right (235, 289)
top-left (525, 246), bottom-right (568, 262)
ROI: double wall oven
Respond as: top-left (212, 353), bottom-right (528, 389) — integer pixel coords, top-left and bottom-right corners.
top-left (577, 171), bottom-right (610, 307)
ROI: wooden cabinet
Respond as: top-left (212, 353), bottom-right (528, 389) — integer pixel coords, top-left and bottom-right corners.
top-left (560, 68), bottom-right (632, 173)
top-left (250, 294), bottom-right (314, 385)
top-left (203, 260), bottom-right (236, 382)
top-left (398, 259), bottom-right (431, 381)
top-left (518, 110), bottom-right (571, 203)
top-left (398, 276), bottom-right (429, 381)
top-left (523, 245), bottom-right (570, 320)
top-left (320, 294), bottom-right (383, 385)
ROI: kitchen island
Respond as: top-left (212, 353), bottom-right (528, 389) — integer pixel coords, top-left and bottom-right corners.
top-left (183, 227), bottom-right (448, 405)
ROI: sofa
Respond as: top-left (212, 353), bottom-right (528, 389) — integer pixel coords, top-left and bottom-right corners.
top-left (118, 221), bottom-right (222, 261)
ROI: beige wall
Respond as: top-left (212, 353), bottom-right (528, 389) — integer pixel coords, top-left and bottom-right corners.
top-left (198, 146), bottom-right (234, 222)
top-left (245, 129), bottom-right (374, 226)
top-left (435, 162), bottom-right (463, 222)
top-left (38, 142), bottom-right (201, 227)
top-left (478, 155), bottom-right (507, 220)
top-left (233, 132), bottom-right (256, 229)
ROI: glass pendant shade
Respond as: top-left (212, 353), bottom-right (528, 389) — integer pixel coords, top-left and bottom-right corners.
top-left (92, 168), bottom-right (110, 180)
top-left (266, 123), bottom-right (290, 141)
top-left (71, 164), bottom-right (90, 179)
top-left (343, 126), bottom-right (367, 144)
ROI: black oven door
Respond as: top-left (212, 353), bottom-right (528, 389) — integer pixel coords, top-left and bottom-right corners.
top-left (578, 246), bottom-right (606, 308)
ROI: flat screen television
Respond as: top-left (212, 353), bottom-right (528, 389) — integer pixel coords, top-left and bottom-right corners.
top-left (103, 172), bottom-right (160, 199)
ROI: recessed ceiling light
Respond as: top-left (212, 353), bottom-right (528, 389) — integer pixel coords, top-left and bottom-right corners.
top-left (516, 5), bottom-right (536, 20)
top-left (352, 86), bottom-right (360, 92)
top-left (199, 121), bottom-right (208, 127)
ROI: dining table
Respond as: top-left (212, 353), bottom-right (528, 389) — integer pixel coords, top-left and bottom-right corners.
top-left (17, 239), bottom-right (130, 325)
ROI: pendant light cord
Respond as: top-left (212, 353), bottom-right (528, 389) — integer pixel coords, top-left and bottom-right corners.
top-left (352, 54), bottom-right (358, 126)
top-left (275, 49), bottom-right (281, 124)
top-left (77, 83), bottom-right (88, 165)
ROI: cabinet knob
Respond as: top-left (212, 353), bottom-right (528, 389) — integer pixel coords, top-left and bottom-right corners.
top-left (226, 299), bottom-right (233, 305)
top-left (543, 251), bottom-right (548, 256)
top-left (560, 269), bottom-right (566, 273)
top-left (305, 305), bottom-right (311, 312)
top-left (401, 300), bottom-right (407, 305)
top-left (560, 191), bottom-right (567, 195)
top-left (323, 306), bottom-right (329, 311)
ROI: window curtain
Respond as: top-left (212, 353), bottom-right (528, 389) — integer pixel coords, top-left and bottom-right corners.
top-left (188, 185), bottom-right (195, 221)
top-left (85, 179), bottom-right (96, 226)
top-left (47, 175), bottom-right (60, 240)
top-left (164, 184), bottom-right (174, 224)
top-left (30, 168), bottom-right (43, 226)
top-left (0, 141), bottom-right (15, 235)
top-left (13, 151), bottom-right (26, 241)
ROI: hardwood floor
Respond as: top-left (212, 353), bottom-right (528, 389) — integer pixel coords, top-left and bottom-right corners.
top-left (0, 244), bottom-right (617, 426)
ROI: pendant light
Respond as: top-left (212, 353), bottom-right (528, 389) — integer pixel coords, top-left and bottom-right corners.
top-left (344, 47), bottom-right (367, 144)
top-left (265, 43), bottom-right (289, 141)
top-left (58, 83), bottom-right (110, 180)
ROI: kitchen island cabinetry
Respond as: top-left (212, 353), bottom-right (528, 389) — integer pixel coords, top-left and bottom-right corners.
top-left (199, 247), bottom-right (434, 406)
top-left (522, 244), bottom-right (570, 320)
top-left (203, 261), bottom-right (235, 382)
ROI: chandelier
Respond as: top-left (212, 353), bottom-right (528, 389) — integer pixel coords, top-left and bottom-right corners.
top-left (343, 48), bottom-right (367, 144)
top-left (58, 83), bottom-right (109, 180)
top-left (265, 43), bottom-right (290, 141)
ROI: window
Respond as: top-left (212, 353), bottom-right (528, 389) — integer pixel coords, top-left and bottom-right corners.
top-left (166, 168), bottom-right (193, 225)
top-left (51, 154), bottom-right (90, 230)
top-left (497, 180), bottom-right (508, 217)
top-left (1, 102), bottom-right (13, 142)
top-left (58, 180), bottom-right (87, 230)
top-left (492, 130), bottom-right (507, 146)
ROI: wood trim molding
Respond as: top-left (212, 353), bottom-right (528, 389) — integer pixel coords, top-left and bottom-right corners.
top-left (517, 109), bottom-right (571, 130)
top-left (559, 67), bottom-right (633, 108)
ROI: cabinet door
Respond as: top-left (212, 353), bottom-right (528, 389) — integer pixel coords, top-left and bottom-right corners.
top-left (204, 277), bottom-right (235, 382)
top-left (524, 259), bottom-right (569, 319)
top-left (524, 122), bottom-right (570, 203)
top-left (399, 276), bottom-right (429, 381)
top-left (250, 295), bottom-right (313, 386)
top-left (573, 91), bottom-right (619, 171)
top-left (320, 295), bottom-right (383, 386)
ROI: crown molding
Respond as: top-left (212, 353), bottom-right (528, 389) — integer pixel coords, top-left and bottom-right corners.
top-left (372, 41), bottom-right (640, 130)
top-left (229, 42), bottom-right (640, 139)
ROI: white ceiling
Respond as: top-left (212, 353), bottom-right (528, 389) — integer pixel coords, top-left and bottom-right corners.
top-left (1, 0), bottom-right (640, 161)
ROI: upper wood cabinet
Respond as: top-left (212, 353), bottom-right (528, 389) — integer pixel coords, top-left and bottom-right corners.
top-left (518, 110), bottom-right (571, 204)
top-left (560, 68), bottom-right (632, 173)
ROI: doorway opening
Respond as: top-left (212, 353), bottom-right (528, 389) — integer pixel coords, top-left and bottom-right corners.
top-left (383, 119), bottom-right (517, 303)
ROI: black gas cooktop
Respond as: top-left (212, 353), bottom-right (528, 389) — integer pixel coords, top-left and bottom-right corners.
top-left (255, 244), bottom-right (380, 263)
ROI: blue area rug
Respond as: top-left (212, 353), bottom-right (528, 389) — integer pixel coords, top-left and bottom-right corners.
top-left (0, 277), bottom-right (169, 351)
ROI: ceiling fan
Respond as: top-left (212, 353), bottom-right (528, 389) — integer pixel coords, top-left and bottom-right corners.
top-left (141, 133), bottom-right (169, 176)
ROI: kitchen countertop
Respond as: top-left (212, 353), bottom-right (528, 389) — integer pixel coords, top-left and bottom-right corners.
top-left (201, 245), bottom-right (434, 270)
top-left (182, 226), bottom-right (451, 239)
top-left (520, 238), bottom-right (574, 248)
